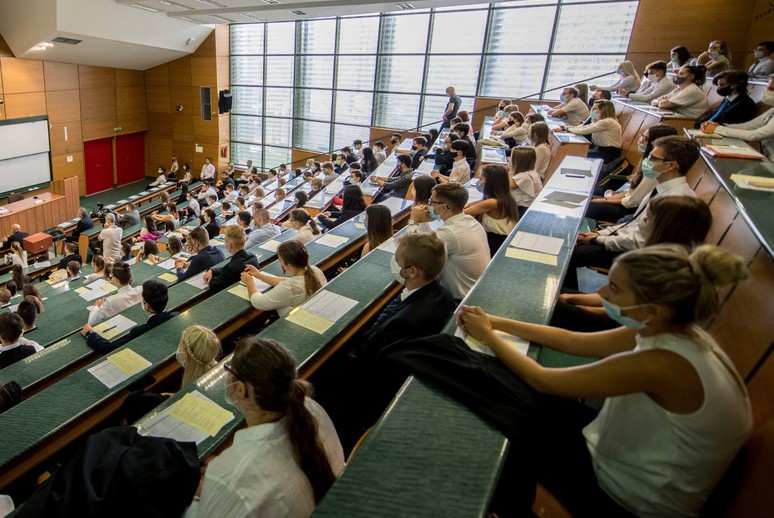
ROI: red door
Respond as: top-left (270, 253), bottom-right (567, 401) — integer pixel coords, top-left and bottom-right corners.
top-left (84, 138), bottom-right (114, 195)
top-left (116, 133), bottom-right (146, 186)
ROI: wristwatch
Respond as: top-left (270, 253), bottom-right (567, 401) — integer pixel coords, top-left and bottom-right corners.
top-left (84, 331), bottom-right (93, 339)
top-left (408, 219), bottom-right (416, 226)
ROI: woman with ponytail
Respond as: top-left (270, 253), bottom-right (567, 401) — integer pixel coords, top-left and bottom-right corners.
top-left (176, 325), bottom-right (221, 388)
top-left (382, 244), bottom-right (752, 517)
top-left (191, 337), bottom-right (344, 517)
top-left (241, 241), bottom-right (326, 316)
top-left (286, 209), bottom-right (321, 245)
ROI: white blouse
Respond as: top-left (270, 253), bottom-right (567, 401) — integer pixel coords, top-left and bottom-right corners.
top-left (249, 266), bottom-right (327, 317)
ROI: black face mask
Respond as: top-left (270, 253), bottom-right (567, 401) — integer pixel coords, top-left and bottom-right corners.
top-left (643, 71), bottom-right (649, 78)
top-left (717, 85), bottom-right (733, 97)
top-left (507, 120), bottom-right (515, 126)
top-left (411, 145), bottom-right (417, 150)
top-left (390, 138), bottom-right (398, 144)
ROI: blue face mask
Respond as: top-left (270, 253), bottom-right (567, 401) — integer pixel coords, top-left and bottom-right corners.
top-left (560, 94), bottom-right (568, 103)
top-left (590, 111), bottom-right (600, 120)
top-left (428, 205), bottom-right (442, 220)
top-left (673, 76), bottom-right (686, 85)
top-left (641, 157), bottom-right (662, 179)
top-left (616, 69), bottom-right (624, 75)
top-left (600, 297), bottom-right (649, 330)
top-left (475, 181), bottom-right (485, 193)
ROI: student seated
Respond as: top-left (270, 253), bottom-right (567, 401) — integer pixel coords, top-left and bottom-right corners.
top-left (667, 45), bottom-right (694, 73)
top-left (590, 60), bottom-right (640, 92)
top-left (58, 242), bottom-right (83, 271)
top-left (372, 154), bottom-right (414, 201)
top-left (176, 325), bottom-right (222, 388)
top-left (748, 40), bottom-right (774, 77)
top-left (547, 87), bottom-right (590, 126)
top-left (137, 216), bottom-right (164, 243)
top-left (618, 60), bottom-right (676, 103)
top-left (701, 77), bottom-right (774, 160)
top-left (528, 122), bottom-right (552, 178)
top-left (22, 284), bottom-right (44, 309)
top-left (308, 178), bottom-right (325, 199)
top-left (379, 244), bottom-right (751, 518)
top-left (202, 209), bottom-right (221, 240)
top-left (66, 261), bottom-right (81, 282)
top-left (696, 39), bottom-right (732, 74)
top-left (695, 70), bottom-right (757, 128)
top-left (82, 280), bottom-right (178, 354)
top-left (318, 185), bottom-right (366, 230)
top-left (464, 165), bottom-right (520, 255)
top-left (174, 228), bottom-right (225, 281)
top-left (152, 203), bottom-right (181, 230)
top-left (245, 209), bottom-right (281, 249)
top-left (286, 209), bottom-right (322, 245)
top-left (88, 261), bottom-right (142, 326)
top-left (432, 141), bottom-right (471, 184)
top-left (120, 242), bottom-right (133, 262)
top-left (408, 182), bottom-right (490, 301)
top-left (4, 242), bottom-right (27, 268)
top-left (83, 255), bottom-right (107, 284)
top-left (136, 240), bottom-right (161, 264)
top-left (16, 297), bottom-right (43, 350)
top-left (166, 235), bottom-right (186, 258)
top-left (186, 337), bottom-right (345, 518)
top-left (508, 147), bottom-right (543, 217)
top-left (0, 313), bottom-right (36, 368)
top-left (360, 205), bottom-right (393, 258)
top-left (241, 240), bottom-right (327, 317)
top-left (564, 100), bottom-right (622, 164)
top-left (203, 226), bottom-right (259, 293)
top-left (0, 288), bottom-right (11, 308)
top-left (652, 65), bottom-right (710, 118)
top-left (148, 166), bottom-right (168, 189)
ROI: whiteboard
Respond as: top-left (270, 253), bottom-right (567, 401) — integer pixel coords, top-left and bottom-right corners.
top-left (0, 119), bottom-right (50, 161)
top-left (0, 153), bottom-right (51, 194)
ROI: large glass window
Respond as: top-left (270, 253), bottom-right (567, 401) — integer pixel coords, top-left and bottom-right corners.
top-left (231, 1), bottom-right (638, 169)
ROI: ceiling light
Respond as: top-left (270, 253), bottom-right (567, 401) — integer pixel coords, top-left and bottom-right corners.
top-left (31, 42), bottom-right (54, 51)
top-left (289, 9), bottom-right (306, 15)
top-left (130, 3), bottom-right (161, 12)
top-left (210, 14), bottom-right (236, 22)
top-left (197, 0), bottom-right (225, 7)
top-left (160, 0), bottom-right (194, 10)
top-left (240, 12), bottom-right (266, 21)
top-left (261, 0), bottom-right (281, 4)
top-left (396, 3), bottom-right (415, 9)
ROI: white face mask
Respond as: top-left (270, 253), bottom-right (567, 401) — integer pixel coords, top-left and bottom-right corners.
top-left (637, 143), bottom-right (648, 154)
top-left (389, 255), bottom-right (406, 284)
top-left (754, 50), bottom-right (765, 60)
top-left (763, 90), bottom-right (774, 106)
top-left (709, 51), bottom-right (720, 60)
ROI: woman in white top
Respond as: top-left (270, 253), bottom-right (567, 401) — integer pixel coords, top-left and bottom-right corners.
top-left (148, 166), bottom-right (167, 188)
top-left (590, 60), bottom-right (640, 93)
top-left (528, 121), bottom-right (553, 178)
top-left (188, 337), bottom-right (345, 518)
top-left (83, 255), bottom-right (107, 284)
top-left (241, 241), bottom-right (327, 317)
top-left (286, 209), bottom-right (321, 245)
top-left (492, 111), bottom-right (529, 147)
top-left (178, 163), bottom-right (192, 185)
top-left (433, 140), bottom-right (471, 184)
top-left (508, 147), bottom-right (543, 217)
top-left (87, 261), bottom-right (142, 325)
top-left (450, 244), bottom-right (751, 516)
top-left (697, 40), bottom-right (732, 75)
top-left (152, 202), bottom-right (181, 230)
top-left (587, 124), bottom-right (676, 222)
top-left (566, 100), bottom-right (622, 163)
top-left (5, 242), bottom-right (27, 268)
top-left (652, 65), bottom-right (710, 118)
top-left (702, 77), bottom-right (774, 160)
top-left (169, 156), bottom-right (179, 179)
top-left (464, 165), bottom-right (519, 255)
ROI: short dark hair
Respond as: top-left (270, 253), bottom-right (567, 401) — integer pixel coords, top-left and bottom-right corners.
top-left (392, 132), bottom-right (402, 139)
top-left (342, 146), bottom-right (352, 154)
top-left (142, 280), bottom-right (169, 314)
top-left (450, 140), bottom-right (470, 155)
top-left (237, 211), bottom-right (252, 227)
top-left (112, 261), bottom-right (133, 286)
top-left (16, 298), bottom-right (39, 328)
top-left (67, 261), bottom-right (80, 276)
top-left (322, 161), bottom-right (334, 171)
top-left (413, 137), bottom-right (427, 147)
top-left (0, 313), bottom-right (24, 344)
top-left (759, 41), bottom-right (774, 53)
top-left (651, 136), bottom-right (700, 174)
top-left (647, 60), bottom-right (668, 73)
top-left (374, 141), bottom-right (385, 149)
top-left (565, 87), bottom-right (579, 98)
top-left (713, 70), bottom-right (749, 90)
top-left (397, 154), bottom-right (412, 168)
top-left (65, 242), bottom-right (78, 255)
top-left (453, 122), bottom-right (470, 136)
top-left (353, 139), bottom-right (363, 146)
top-left (432, 182), bottom-right (469, 212)
top-left (682, 65), bottom-right (707, 87)
top-left (205, 208), bottom-right (216, 221)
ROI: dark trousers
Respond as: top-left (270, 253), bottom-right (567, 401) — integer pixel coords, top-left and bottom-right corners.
top-left (588, 146), bottom-right (621, 164)
top-left (585, 201), bottom-right (636, 224)
top-left (549, 299), bottom-right (618, 332)
top-left (564, 244), bottom-right (620, 291)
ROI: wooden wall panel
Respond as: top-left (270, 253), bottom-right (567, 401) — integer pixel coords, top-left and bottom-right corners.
top-left (173, 114), bottom-right (194, 141)
top-left (147, 112), bottom-right (172, 138)
top-left (3, 92), bottom-right (47, 118)
top-left (116, 68), bottom-right (144, 87)
top-left (81, 113), bottom-right (117, 142)
top-left (0, 104), bottom-right (5, 120)
top-left (145, 64), bottom-right (169, 85)
top-left (169, 57), bottom-right (192, 86)
top-left (80, 86), bottom-right (117, 140)
top-left (146, 84), bottom-right (171, 113)
top-left (51, 151), bottom-right (86, 196)
top-left (49, 122), bottom-right (84, 155)
top-left (46, 90), bottom-right (81, 123)
top-left (146, 137), bottom-right (173, 170)
top-left (190, 58), bottom-right (216, 87)
top-left (0, 57), bottom-right (44, 93)
top-left (170, 84), bottom-right (192, 112)
top-left (117, 84), bottom-right (149, 133)
top-left (215, 25), bottom-right (230, 57)
top-left (216, 57), bottom-right (229, 90)
top-left (44, 62), bottom-right (78, 91)
top-left (193, 117), bottom-right (219, 139)
top-left (78, 65), bottom-right (115, 90)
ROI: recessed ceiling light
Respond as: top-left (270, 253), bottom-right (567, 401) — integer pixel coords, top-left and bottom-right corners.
top-left (240, 12), bottom-right (267, 21)
top-left (197, 0), bottom-right (225, 7)
top-left (396, 3), bottom-right (415, 9)
top-left (261, 0), bottom-right (281, 4)
top-left (130, 3), bottom-right (161, 12)
top-left (160, 0), bottom-right (194, 10)
top-left (210, 14), bottom-right (236, 23)
top-left (289, 9), bottom-right (306, 15)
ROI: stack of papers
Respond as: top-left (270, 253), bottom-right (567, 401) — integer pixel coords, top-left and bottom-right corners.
top-left (685, 129), bottom-right (723, 139)
top-left (377, 237), bottom-right (400, 254)
top-left (185, 271), bottom-right (208, 289)
top-left (541, 190), bottom-right (588, 210)
top-left (287, 290), bottom-right (359, 334)
top-left (315, 233), bottom-right (349, 248)
top-left (92, 314), bottom-right (137, 340)
top-left (506, 231), bottom-right (564, 266)
top-left (703, 145), bottom-right (765, 160)
top-left (88, 348), bottom-right (150, 389)
top-left (730, 173), bottom-right (774, 192)
top-left (139, 391), bottom-right (235, 443)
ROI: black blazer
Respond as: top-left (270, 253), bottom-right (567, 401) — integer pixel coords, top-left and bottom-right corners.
top-left (208, 249), bottom-right (259, 293)
top-left (3, 231), bottom-right (28, 249)
top-left (357, 280), bottom-right (457, 360)
top-left (176, 245), bottom-right (225, 281)
top-left (695, 94), bottom-right (758, 127)
top-left (58, 253), bottom-right (83, 270)
top-left (86, 311), bottom-right (179, 354)
top-left (73, 216), bottom-right (94, 238)
top-left (410, 148), bottom-right (428, 170)
top-left (204, 220), bottom-right (221, 240)
top-left (318, 209), bottom-right (362, 230)
top-left (0, 344), bottom-right (37, 368)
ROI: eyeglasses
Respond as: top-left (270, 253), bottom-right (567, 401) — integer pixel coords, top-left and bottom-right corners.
top-left (223, 361), bottom-right (242, 380)
top-left (428, 198), bottom-right (445, 206)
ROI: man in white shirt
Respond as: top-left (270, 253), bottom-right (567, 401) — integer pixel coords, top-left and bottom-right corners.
top-left (548, 87), bottom-right (590, 126)
top-left (566, 136), bottom-right (699, 289)
top-left (186, 190), bottom-right (201, 218)
top-left (407, 182), bottom-right (490, 300)
top-left (620, 61), bottom-right (676, 103)
top-left (200, 157), bottom-right (216, 184)
top-left (748, 41), bottom-right (774, 78)
top-left (98, 213), bottom-right (123, 261)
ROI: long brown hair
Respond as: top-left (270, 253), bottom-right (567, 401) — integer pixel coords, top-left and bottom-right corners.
top-left (231, 337), bottom-right (335, 503)
top-left (365, 204), bottom-right (393, 251)
top-left (290, 209), bottom-right (320, 235)
top-left (645, 196), bottom-right (712, 247)
top-left (481, 165), bottom-right (519, 223)
top-left (277, 241), bottom-right (322, 296)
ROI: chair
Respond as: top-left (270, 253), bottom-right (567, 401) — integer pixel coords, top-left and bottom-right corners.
top-left (7, 193), bottom-right (25, 203)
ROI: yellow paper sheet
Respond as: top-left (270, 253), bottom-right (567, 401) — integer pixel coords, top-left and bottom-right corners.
top-left (354, 223), bottom-right (365, 229)
top-left (75, 287), bottom-right (90, 294)
top-left (506, 247), bottom-right (558, 266)
top-left (731, 174), bottom-right (774, 188)
top-left (93, 323), bottom-right (123, 340)
top-left (227, 284), bottom-right (250, 301)
top-left (159, 272), bottom-right (178, 283)
top-left (101, 283), bottom-right (118, 293)
top-left (108, 349), bottom-right (150, 375)
top-left (169, 393), bottom-right (234, 437)
top-left (286, 308), bottom-right (334, 334)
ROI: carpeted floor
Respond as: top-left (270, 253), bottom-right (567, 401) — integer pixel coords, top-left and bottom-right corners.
top-left (78, 178), bottom-right (154, 212)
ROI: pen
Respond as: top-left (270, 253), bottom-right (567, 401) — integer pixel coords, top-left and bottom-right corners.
top-left (566, 174), bottom-right (584, 178)
top-left (101, 325), bottom-right (117, 334)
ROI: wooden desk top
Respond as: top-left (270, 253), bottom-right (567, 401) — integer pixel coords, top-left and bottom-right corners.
top-left (0, 192), bottom-right (64, 217)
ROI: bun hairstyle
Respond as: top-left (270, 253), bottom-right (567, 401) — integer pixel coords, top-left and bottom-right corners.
top-left (230, 337), bottom-right (335, 503)
top-left (111, 261), bottom-right (133, 286)
top-left (616, 244), bottom-right (748, 325)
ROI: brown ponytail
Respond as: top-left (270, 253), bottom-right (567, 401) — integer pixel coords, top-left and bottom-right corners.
top-left (290, 209), bottom-right (321, 236)
top-left (232, 338), bottom-right (335, 503)
top-left (277, 241), bottom-right (323, 296)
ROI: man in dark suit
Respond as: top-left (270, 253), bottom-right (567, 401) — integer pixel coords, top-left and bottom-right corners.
top-left (81, 280), bottom-right (178, 354)
top-left (203, 225), bottom-right (258, 293)
top-left (203, 209), bottom-right (221, 240)
top-left (0, 313), bottom-right (37, 368)
top-left (57, 242), bottom-right (83, 270)
top-left (2, 224), bottom-right (28, 249)
top-left (175, 226), bottom-right (225, 281)
top-left (409, 137), bottom-right (429, 170)
top-left (67, 208), bottom-right (94, 242)
top-left (356, 232), bottom-right (457, 360)
top-left (695, 70), bottom-right (758, 127)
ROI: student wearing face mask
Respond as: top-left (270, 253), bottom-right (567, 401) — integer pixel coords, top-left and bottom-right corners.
top-left (241, 240), bottom-right (326, 317)
top-left (694, 70), bottom-right (757, 128)
top-left (652, 65), bottom-right (709, 118)
top-left (547, 87), bottom-right (589, 126)
top-left (568, 136), bottom-right (699, 290)
top-left (148, 166), bottom-right (168, 188)
top-left (464, 165), bottom-right (520, 255)
top-left (589, 61), bottom-right (640, 93)
top-left (701, 78), bottom-right (774, 161)
top-left (333, 153), bottom-right (349, 175)
top-left (409, 137), bottom-right (428, 170)
top-left (286, 209), bottom-right (321, 245)
top-left (492, 111), bottom-right (530, 148)
top-left (697, 40), bottom-right (732, 74)
top-left (748, 41), bottom-right (774, 77)
top-left (202, 225), bottom-right (259, 293)
top-left (618, 61), bottom-right (676, 103)
top-left (432, 140), bottom-right (471, 184)
top-left (564, 100), bottom-right (622, 164)
top-left (667, 45), bottom-right (694, 73)
top-left (373, 154), bottom-right (414, 201)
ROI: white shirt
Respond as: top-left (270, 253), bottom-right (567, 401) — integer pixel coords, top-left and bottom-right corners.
top-left (748, 55), bottom-right (774, 77)
top-left (448, 158), bottom-right (471, 184)
top-left (554, 98), bottom-right (590, 126)
top-left (533, 143), bottom-right (552, 178)
top-left (249, 266), bottom-right (327, 317)
top-left (201, 163), bottom-right (216, 180)
top-left (149, 173), bottom-right (167, 187)
top-left (715, 107), bottom-right (774, 161)
top-left (187, 398), bottom-right (345, 518)
top-left (289, 225), bottom-right (317, 245)
top-left (596, 176), bottom-right (695, 252)
top-left (99, 226), bottom-right (123, 261)
top-left (510, 170), bottom-right (543, 207)
top-left (434, 213), bottom-right (490, 300)
top-left (629, 75), bottom-right (677, 103)
top-left (568, 117), bottom-right (622, 148)
top-left (584, 329), bottom-right (751, 517)
top-left (187, 197), bottom-right (201, 217)
top-left (374, 149), bottom-right (387, 164)
top-left (652, 83), bottom-right (709, 118)
top-left (87, 284), bottom-right (143, 326)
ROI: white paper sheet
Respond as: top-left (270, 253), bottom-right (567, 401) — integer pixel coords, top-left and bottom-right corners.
top-left (314, 233), bottom-right (349, 248)
top-left (259, 239), bottom-right (281, 252)
top-left (509, 231), bottom-right (564, 256)
top-left (88, 349), bottom-right (151, 389)
top-left (455, 327), bottom-right (530, 357)
top-left (155, 258), bottom-right (177, 270)
top-left (377, 237), bottom-right (399, 254)
top-left (286, 290), bottom-right (359, 334)
top-left (93, 313), bottom-right (137, 338)
top-left (185, 271), bottom-right (208, 289)
top-left (139, 391), bottom-right (232, 444)
top-left (80, 288), bottom-right (108, 302)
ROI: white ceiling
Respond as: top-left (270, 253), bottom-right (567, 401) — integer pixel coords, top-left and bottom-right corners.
top-left (0, 0), bottom-right (513, 70)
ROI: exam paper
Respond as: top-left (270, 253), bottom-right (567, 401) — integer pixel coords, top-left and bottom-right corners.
top-left (377, 237), bottom-right (399, 254)
top-left (139, 391), bottom-right (232, 444)
top-left (185, 271), bottom-right (208, 289)
top-left (159, 272), bottom-right (178, 283)
top-left (505, 247), bottom-right (558, 266)
top-left (93, 314), bottom-right (137, 340)
top-left (155, 258), bottom-right (177, 270)
top-left (315, 233), bottom-right (349, 248)
top-left (545, 191), bottom-right (588, 205)
top-left (455, 327), bottom-right (529, 357)
top-left (88, 348), bottom-right (151, 389)
top-left (168, 392), bottom-right (235, 437)
top-left (287, 290), bottom-right (359, 334)
top-left (259, 239), bottom-right (281, 252)
top-left (509, 231), bottom-right (564, 255)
